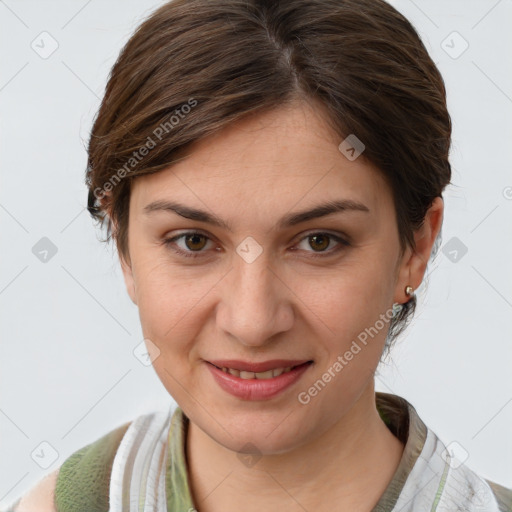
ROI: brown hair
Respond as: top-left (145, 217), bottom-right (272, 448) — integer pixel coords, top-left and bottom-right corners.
top-left (85, 0), bottom-right (452, 352)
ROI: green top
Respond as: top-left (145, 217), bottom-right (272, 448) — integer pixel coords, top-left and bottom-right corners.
top-left (4, 392), bottom-right (511, 511)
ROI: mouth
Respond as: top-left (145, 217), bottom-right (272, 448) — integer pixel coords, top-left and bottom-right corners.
top-left (207, 359), bottom-right (313, 378)
top-left (205, 360), bottom-right (314, 400)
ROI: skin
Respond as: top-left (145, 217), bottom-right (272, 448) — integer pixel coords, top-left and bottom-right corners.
top-left (117, 98), bottom-right (443, 511)
top-left (13, 469), bottom-right (59, 512)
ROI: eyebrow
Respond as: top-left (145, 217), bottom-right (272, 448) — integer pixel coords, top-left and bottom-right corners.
top-left (143, 198), bottom-right (370, 231)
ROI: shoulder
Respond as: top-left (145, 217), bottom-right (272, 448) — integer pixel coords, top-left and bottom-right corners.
top-left (448, 460), bottom-right (512, 512)
top-left (11, 420), bottom-right (131, 512)
top-left (53, 420), bottom-right (132, 512)
top-left (12, 468), bottom-right (60, 512)
top-left (485, 478), bottom-right (512, 512)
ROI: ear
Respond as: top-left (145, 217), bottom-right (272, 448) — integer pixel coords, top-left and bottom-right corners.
top-left (110, 214), bottom-right (138, 306)
top-left (394, 196), bottom-right (444, 303)
top-left (120, 252), bottom-right (137, 306)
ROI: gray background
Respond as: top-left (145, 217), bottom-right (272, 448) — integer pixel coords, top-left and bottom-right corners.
top-left (1, 0), bottom-right (511, 506)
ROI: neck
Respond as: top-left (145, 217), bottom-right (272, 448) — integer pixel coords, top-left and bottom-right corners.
top-left (185, 381), bottom-right (404, 511)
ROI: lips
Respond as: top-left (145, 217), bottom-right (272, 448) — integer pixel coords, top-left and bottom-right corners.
top-left (207, 359), bottom-right (311, 373)
top-left (205, 360), bottom-right (313, 400)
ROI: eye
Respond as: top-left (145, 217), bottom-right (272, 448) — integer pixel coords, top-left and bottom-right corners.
top-left (294, 231), bottom-right (350, 257)
top-left (163, 230), bottom-right (214, 258)
top-left (162, 230), bottom-right (350, 259)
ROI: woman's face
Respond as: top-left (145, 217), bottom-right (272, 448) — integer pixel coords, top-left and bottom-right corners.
top-left (120, 100), bottom-right (423, 454)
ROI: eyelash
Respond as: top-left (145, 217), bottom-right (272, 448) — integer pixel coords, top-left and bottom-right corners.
top-left (162, 230), bottom-right (350, 259)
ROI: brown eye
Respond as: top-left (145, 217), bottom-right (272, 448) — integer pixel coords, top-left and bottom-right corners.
top-left (184, 233), bottom-right (208, 251)
top-left (308, 234), bottom-right (330, 252)
top-left (163, 231), bottom-right (214, 258)
top-left (295, 231), bottom-right (350, 258)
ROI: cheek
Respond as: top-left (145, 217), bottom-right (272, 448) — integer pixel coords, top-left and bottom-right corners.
top-left (132, 260), bottom-right (182, 332)
top-left (133, 261), bottom-right (205, 402)
top-left (134, 255), bottom-right (200, 320)
top-left (305, 256), bottom-right (390, 326)
top-left (298, 285), bottom-right (390, 418)
top-left (302, 255), bottom-right (394, 367)
top-left (132, 258), bottom-right (220, 361)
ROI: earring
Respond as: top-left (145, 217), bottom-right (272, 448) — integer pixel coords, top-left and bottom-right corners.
top-left (405, 285), bottom-right (414, 297)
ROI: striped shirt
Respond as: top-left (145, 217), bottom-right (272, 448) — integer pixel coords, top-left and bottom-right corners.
top-left (4, 392), bottom-right (511, 511)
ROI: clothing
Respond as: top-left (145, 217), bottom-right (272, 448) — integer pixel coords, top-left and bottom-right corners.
top-left (3, 392), bottom-right (511, 511)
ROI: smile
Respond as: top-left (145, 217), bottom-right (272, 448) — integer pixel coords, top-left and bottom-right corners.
top-left (206, 360), bottom-right (313, 400)
top-left (215, 365), bottom-right (294, 379)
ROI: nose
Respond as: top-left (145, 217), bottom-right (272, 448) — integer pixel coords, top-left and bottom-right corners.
top-left (216, 252), bottom-right (294, 347)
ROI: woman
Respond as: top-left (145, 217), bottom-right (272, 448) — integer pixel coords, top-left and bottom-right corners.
top-left (8, 0), bottom-right (511, 510)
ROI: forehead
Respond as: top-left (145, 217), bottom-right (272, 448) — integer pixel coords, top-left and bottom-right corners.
top-left (130, 100), bottom-right (392, 223)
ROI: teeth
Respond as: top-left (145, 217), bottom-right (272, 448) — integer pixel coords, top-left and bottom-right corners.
top-left (254, 370), bottom-right (274, 379)
top-left (272, 368), bottom-right (284, 377)
top-left (219, 365), bottom-right (297, 379)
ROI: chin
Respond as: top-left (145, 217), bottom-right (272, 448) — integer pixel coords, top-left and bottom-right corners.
top-left (227, 430), bottom-right (306, 457)
top-left (203, 411), bottom-right (312, 455)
